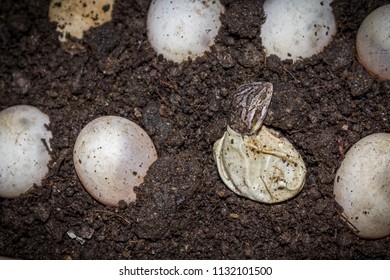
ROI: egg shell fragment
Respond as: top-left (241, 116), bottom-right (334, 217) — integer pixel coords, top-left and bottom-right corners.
top-left (356, 4), bottom-right (390, 80)
top-left (147, 0), bottom-right (225, 63)
top-left (260, 0), bottom-right (336, 61)
top-left (334, 133), bottom-right (390, 239)
top-left (73, 116), bottom-right (157, 206)
top-left (49, 0), bottom-right (114, 42)
top-left (213, 125), bottom-right (306, 204)
top-left (0, 105), bottom-right (52, 198)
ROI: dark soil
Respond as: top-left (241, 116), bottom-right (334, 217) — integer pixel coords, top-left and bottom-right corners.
top-left (1, 0), bottom-right (389, 259)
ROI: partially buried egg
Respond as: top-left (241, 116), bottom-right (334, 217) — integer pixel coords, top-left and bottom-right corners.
top-left (73, 116), bottom-right (157, 206)
top-left (147, 0), bottom-right (225, 63)
top-left (260, 0), bottom-right (336, 61)
top-left (356, 4), bottom-right (390, 80)
top-left (49, 0), bottom-right (114, 42)
top-left (334, 133), bottom-right (390, 239)
top-left (0, 105), bottom-right (52, 198)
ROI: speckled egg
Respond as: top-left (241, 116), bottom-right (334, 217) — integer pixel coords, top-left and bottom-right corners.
top-left (0, 105), bottom-right (52, 198)
top-left (260, 0), bottom-right (336, 61)
top-left (334, 133), bottom-right (390, 239)
top-left (73, 116), bottom-right (157, 206)
top-left (147, 0), bottom-right (225, 62)
top-left (356, 4), bottom-right (390, 80)
top-left (49, 0), bottom-right (114, 42)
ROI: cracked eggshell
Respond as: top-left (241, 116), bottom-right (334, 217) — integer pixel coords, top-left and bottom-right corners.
top-left (0, 105), bottom-right (52, 198)
top-left (356, 4), bottom-right (390, 80)
top-left (260, 0), bottom-right (336, 61)
top-left (49, 0), bottom-right (114, 42)
top-left (147, 0), bottom-right (225, 63)
top-left (73, 116), bottom-right (157, 206)
top-left (334, 133), bottom-right (390, 239)
top-left (213, 125), bottom-right (306, 204)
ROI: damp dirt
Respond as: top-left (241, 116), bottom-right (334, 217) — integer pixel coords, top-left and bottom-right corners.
top-left (1, 0), bottom-right (389, 259)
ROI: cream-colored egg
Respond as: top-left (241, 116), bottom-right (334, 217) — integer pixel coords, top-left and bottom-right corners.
top-left (334, 133), bottom-right (390, 239)
top-left (356, 4), bottom-right (390, 80)
top-left (260, 0), bottom-right (336, 61)
top-left (49, 0), bottom-right (114, 42)
top-left (0, 105), bottom-right (52, 198)
top-left (73, 116), bottom-right (157, 206)
top-left (147, 0), bottom-right (225, 63)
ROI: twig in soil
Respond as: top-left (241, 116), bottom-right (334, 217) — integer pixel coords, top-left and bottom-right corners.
top-left (93, 210), bottom-right (131, 225)
top-left (160, 77), bottom-right (180, 94)
top-left (154, 88), bottom-right (171, 107)
top-left (128, 239), bottom-right (145, 243)
top-left (337, 135), bottom-right (350, 159)
top-left (46, 149), bottom-right (69, 178)
top-left (283, 66), bottom-right (300, 83)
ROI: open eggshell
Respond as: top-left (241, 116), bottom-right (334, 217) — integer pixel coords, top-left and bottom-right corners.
top-left (0, 105), bottom-right (52, 198)
top-left (260, 0), bottom-right (336, 61)
top-left (214, 126), bottom-right (306, 204)
top-left (147, 0), bottom-right (225, 63)
top-left (49, 0), bottom-right (114, 42)
top-left (73, 116), bottom-right (157, 206)
top-left (334, 133), bottom-right (390, 239)
top-left (356, 4), bottom-right (390, 80)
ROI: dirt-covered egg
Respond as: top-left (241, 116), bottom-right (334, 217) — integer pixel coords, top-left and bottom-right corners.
top-left (260, 0), bottom-right (336, 61)
top-left (334, 133), bottom-right (390, 239)
top-left (356, 4), bottom-right (390, 80)
top-left (0, 105), bottom-right (52, 198)
top-left (49, 0), bottom-right (114, 42)
top-left (147, 0), bottom-right (225, 63)
top-left (213, 82), bottom-right (306, 203)
top-left (73, 116), bottom-right (157, 206)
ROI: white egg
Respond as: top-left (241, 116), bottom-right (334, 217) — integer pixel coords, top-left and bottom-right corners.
top-left (356, 4), bottom-right (390, 80)
top-left (260, 0), bottom-right (337, 61)
top-left (334, 133), bottom-right (390, 239)
top-left (73, 116), bottom-right (157, 206)
top-left (147, 0), bottom-right (225, 63)
top-left (0, 105), bottom-right (52, 198)
top-left (49, 0), bottom-right (114, 42)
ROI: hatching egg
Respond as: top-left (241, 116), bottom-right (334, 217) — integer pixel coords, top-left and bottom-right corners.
top-left (213, 82), bottom-right (306, 204)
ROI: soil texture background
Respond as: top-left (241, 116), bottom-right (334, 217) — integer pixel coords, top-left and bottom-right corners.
top-left (1, 0), bottom-right (390, 259)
